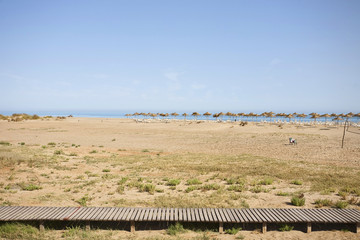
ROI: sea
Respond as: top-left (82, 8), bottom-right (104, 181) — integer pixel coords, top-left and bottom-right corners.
top-left (0, 110), bottom-right (358, 123)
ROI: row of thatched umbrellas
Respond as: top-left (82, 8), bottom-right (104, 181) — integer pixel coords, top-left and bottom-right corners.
top-left (126, 112), bottom-right (359, 122)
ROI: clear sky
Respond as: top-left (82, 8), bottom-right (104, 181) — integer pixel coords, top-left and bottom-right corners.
top-left (0, 0), bottom-right (359, 114)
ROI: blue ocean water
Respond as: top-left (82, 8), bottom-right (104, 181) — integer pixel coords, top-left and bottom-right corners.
top-left (0, 110), bottom-right (358, 123)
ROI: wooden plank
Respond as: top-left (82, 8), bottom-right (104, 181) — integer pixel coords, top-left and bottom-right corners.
top-left (151, 208), bottom-right (158, 221)
top-left (125, 208), bottom-right (136, 221)
top-left (169, 208), bottom-right (174, 221)
top-left (165, 208), bottom-right (170, 221)
top-left (338, 209), bottom-right (358, 223)
top-left (4, 206), bottom-right (29, 220)
top-left (148, 208), bottom-right (155, 221)
top-left (41, 207), bottom-right (63, 220)
top-left (130, 208), bottom-right (140, 221)
top-left (213, 208), bottom-right (223, 222)
top-left (206, 208), bottom-right (214, 222)
top-left (267, 209), bottom-right (286, 223)
top-left (348, 209), bottom-right (360, 222)
top-left (91, 207), bottom-right (106, 220)
top-left (191, 208), bottom-right (198, 222)
top-left (157, 208), bottom-right (163, 221)
top-left (119, 208), bottom-right (131, 221)
top-left (253, 208), bottom-right (270, 222)
top-left (224, 208), bottom-right (235, 223)
top-left (290, 208), bottom-right (310, 222)
top-left (47, 207), bottom-right (67, 220)
top-left (230, 209), bottom-right (243, 222)
top-left (186, 208), bottom-right (191, 222)
top-left (275, 208), bottom-right (295, 222)
top-left (260, 208), bottom-right (277, 222)
top-left (220, 208), bottom-right (231, 222)
top-left (178, 208), bottom-right (183, 221)
top-left (142, 208), bottom-right (150, 221)
top-left (9, 206), bottom-right (32, 220)
top-left (73, 207), bottom-right (92, 220)
top-left (202, 208), bottom-right (209, 222)
top-left (210, 208), bottom-right (218, 222)
top-left (102, 207), bottom-right (117, 221)
top-left (302, 209), bottom-right (323, 223)
top-left (243, 209), bottom-right (258, 222)
top-left (316, 209), bottom-right (337, 223)
top-left (344, 209), bottom-right (360, 222)
top-left (279, 209), bottom-right (297, 222)
top-left (281, 208), bottom-right (299, 222)
top-left (109, 208), bottom-right (123, 221)
top-left (0, 206), bottom-right (11, 216)
top-left (310, 209), bottom-right (331, 223)
top-left (235, 209), bottom-right (249, 222)
top-left (320, 209), bottom-right (345, 223)
top-left (182, 208), bottom-right (188, 221)
top-left (97, 208), bottom-right (113, 220)
top-left (174, 208), bottom-right (178, 221)
top-left (198, 208), bottom-right (205, 222)
top-left (0, 206), bottom-right (16, 219)
top-left (21, 207), bottom-right (44, 220)
top-left (87, 207), bottom-right (104, 220)
top-left (136, 208), bottom-right (145, 221)
top-left (25, 207), bottom-right (46, 220)
top-left (60, 207), bottom-right (79, 220)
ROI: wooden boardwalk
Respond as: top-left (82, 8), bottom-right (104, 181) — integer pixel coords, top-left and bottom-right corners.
top-left (0, 206), bottom-right (359, 233)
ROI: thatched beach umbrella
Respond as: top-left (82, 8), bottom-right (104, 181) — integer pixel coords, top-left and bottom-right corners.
top-left (213, 113), bottom-right (220, 121)
top-left (203, 112), bottom-right (212, 120)
top-left (192, 112), bottom-right (200, 120)
top-left (332, 116), bottom-right (343, 125)
top-left (182, 113), bottom-right (188, 120)
top-left (320, 114), bottom-right (331, 125)
top-left (171, 112), bottom-right (179, 119)
top-left (286, 114), bottom-right (294, 122)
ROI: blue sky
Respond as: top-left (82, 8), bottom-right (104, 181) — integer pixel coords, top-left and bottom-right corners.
top-left (0, 0), bottom-right (359, 113)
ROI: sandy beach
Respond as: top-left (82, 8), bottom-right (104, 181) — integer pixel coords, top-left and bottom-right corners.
top-left (0, 117), bottom-right (359, 239)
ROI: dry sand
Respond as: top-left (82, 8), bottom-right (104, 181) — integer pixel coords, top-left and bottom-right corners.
top-left (0, 117), bottom-right (359, 239)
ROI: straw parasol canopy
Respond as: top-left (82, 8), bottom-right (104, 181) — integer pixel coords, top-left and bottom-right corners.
top-left (192, 112), bottom-right (200, 120)
top-left (286, 114), bottom-right (294, 122)
top-left (213, 113), bottom-right (220, 120)
top-left (182, 113), bottom-right (188, 120)
top-left (171, 112), bottom-right (179, 119)
top-left (320, 114), bottom-right (331, 124)
top-left (203, 112), bottom-right (212, 120)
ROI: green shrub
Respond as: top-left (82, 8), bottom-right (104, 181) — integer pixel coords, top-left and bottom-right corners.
top-left (47, 142), bottom-right (56, 146)
top-left (334, 201), bottom-right (348, 209)
top-left (142, 149), bottom-right (149, 152)
top-left (89, 150), bottom-right (97, 154)
top-left (167, 179), bottom-right (181, 186)
top-left (19, 183), bottom-right (41, 191)
top-left (118, 177), bottom-right (129, 185)
top-left (276, 191), bottom-right (290, 196)
top-left (0, 223), bottom-right (39, 239)
top-left (291, 196), bottom-right (305, 206)
top-left (260, 178), bottom-right (273, 185)
top-left (0, 141), bottom-right (11, 146)
top-left (102, 169), bottom-right (110, 172)
top-left (291, 180), bottom-right (303, 185)
top-left (54, 150), bottom-right (64, 155)
top-left (185, 186), bottom-right (198, 193)
top-left (314, 199), bottom-right (333, 208)
top-left (186, 178), bottom-right (202, 185)
top-left (139, 184), bottom-right (156, 194)
top-left (167, 222), bottom-right (185, 236)
top-left (69, 152), bottom-right (77, 156)
top-left (200, 183), bottom-right (221, 191)
top-left (279, 224), bottom-right (294, 231)
top-left (76, 195), bottom-right (91, 206)
top-left (225, 227), bottom-right (241, 234)
top-left (227, 185), bottom-right (245, 192)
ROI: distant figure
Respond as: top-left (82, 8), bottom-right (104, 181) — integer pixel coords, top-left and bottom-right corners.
top-left (289, 138), bottom-right (297, 145)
